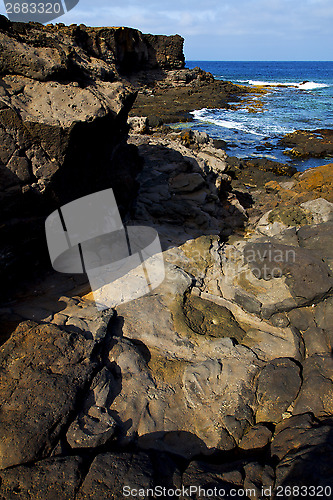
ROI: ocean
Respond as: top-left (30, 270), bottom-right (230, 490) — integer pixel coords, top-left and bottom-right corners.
top-left (184, 61), bottom-right (333, 171)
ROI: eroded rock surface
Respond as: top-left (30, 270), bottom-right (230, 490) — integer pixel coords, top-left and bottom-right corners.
top-left (279, 129), bottom-right (333, 159)
top-left (0, 17), bottom-right (333, 499)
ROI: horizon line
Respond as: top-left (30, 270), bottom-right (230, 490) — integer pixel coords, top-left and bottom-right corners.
top-left (185, 59), bottom-right (333, 62)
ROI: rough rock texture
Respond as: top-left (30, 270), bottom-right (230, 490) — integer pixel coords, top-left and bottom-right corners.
top-left (0, 456), bottom-right (84, 500)
top-left (101, 262), bottom-right (260, 458)
top-left (128, 130), bottom-right (247, 247)
top-left (0, 17), bottom-right (185, 79)
top-left (130, 68), bottom-right (246, 124)
top-left (1, 16), bottom-right (333, 498)
top-left (256, 358), bottom-right (302, 423)
top-left (0, 18), bottom-right (148, 294)
top-left (1, 125), bottom-right (333, 494)
top-left (271, 414), bottom-right (333, 492)
top-left (0, 319), bottom-right (99, 469)
top-left (76, 452), bottom-right (156, 499)
top-left (279, 128), bottom-right (333, 159)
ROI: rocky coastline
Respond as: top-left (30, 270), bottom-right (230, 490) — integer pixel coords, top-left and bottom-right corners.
top-left (1, 16), bottom-right (333, 499)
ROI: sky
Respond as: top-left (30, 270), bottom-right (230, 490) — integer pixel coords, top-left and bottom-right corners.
top-left (1, 0), bottom-right (332, 60)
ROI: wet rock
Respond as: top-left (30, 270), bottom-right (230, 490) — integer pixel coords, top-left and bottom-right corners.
top-left (130, 70), bottom-right (245, 124)
top-left (0, 320), bottom-right (104, 469)
top-left (255, 358), bottom-right (302, 423)
top-left (242, 158), bottom-right (297, 177)
top-left (279, 129), bottom-right (333, 159)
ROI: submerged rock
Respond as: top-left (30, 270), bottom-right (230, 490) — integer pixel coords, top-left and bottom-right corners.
top-left (279, 128), bottom-right (333, 159)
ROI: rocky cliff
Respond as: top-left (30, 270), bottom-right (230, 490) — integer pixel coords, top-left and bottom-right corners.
top-left (0, 16), bottom-right (185, 81)
top-left (2, 16), bottom-right (333, 499)
top-left (0, 16), bottom-right (185, 294)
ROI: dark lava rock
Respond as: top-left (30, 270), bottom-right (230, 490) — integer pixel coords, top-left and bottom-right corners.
top-left (0, 18), bottom-right (148, 295)
top-left (0, 456), bottom-right (84, 499)
top-left (256, 358), bottom-right (302, 423)
top-left (0, 320), bottom-right (103, 469)
top-left (76, 453), bottom-right (155, 500)
top-left (238, 424), bottom-right (272, 450)
top-left (226, 156), bottom-right (297, 191)
top-left (279, 129), bottom-right (333, 159)
top-left (182, 459), bottom-right (274, 500)
top-left (297, 221), bottom-right (333, 267)
top-left (243, 242), bottom-right (333, 312)
top-left (293, 355), bottom-right (333, 417)
top-left (182, 460), bottom-right (244, 498)
top-left (130, 69), bottom-right (246, 124)
top-left (271, 414), bottom-right (333, 493)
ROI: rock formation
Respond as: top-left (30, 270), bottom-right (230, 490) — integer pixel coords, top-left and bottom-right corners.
top-left (1, 16), bottom-right (333, 499)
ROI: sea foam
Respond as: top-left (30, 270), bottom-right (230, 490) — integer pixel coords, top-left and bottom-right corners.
top-left (191, 109), bottom-right (293, 136)
top-left (244, 79), bottom-right (329, 90)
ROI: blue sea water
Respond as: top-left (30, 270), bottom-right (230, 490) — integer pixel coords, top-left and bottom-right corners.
top-left (184, 61), bottom-right (333, 171)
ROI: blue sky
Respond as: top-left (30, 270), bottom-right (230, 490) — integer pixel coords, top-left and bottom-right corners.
top-left (1, 0), bottom-right (332, 60)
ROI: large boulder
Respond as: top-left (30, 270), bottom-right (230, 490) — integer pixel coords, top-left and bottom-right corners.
top-left (271, 414), bottom-right (333, 492)
top-left (255, 358), bottom-right (301, 423)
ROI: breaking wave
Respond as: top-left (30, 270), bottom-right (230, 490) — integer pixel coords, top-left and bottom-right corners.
top-left (191, 109), bottom-right (294, 137)
top-left (236, 79), bottom-right (329, 90)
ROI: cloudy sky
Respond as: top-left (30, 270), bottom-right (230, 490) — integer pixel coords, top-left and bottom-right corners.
top-left (1, 0), bottom-right (332, 60)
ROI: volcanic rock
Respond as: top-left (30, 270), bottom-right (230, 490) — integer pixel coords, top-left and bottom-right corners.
top-left (0, 319), bottom-right (105, 469)
top-left (279, 129), bottom-right (333, 159)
